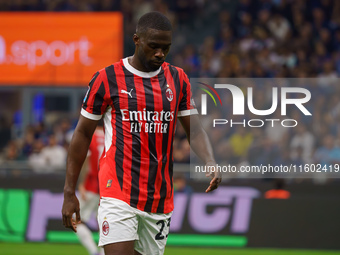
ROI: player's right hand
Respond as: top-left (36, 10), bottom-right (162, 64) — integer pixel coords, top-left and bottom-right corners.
top-left (62, 193), bottom-right (81, 232)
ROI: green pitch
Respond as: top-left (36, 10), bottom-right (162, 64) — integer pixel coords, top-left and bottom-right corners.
top-left (1, 243), bottom-right (340, 255)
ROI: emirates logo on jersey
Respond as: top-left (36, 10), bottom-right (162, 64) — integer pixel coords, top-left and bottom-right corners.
top-left (166, 88), bottom-right (173, 102)
top-left (121, 109), bottom-right (174, 134)
top-left (121, 109), bottom-right (174, 122)
top-left (102, 220), bottom-right (109, 236)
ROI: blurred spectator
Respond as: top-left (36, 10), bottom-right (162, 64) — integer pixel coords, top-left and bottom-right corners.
top-left (0, 140), bottom-right (25, 173)
top-left (173, 138), bottom-right (190, 163)
top-left (182, 45), bottom-right (200, 75)
top-left (314, 135), bottom-right (340, 167)
top-left (264, 111), bottom-right (289, 145)
top-left (3, 141), bottom-right (24, 161)
top-left (275, 148), bottom-right (303, 167)
top-left (290, 124), bottom-right (314, 164)
top-left (254, 137), bottom-right (281, 166)
top-left (21, 127), bottom-right (35, 157)
top-left (312, 7), bottom-right (327, 33)
top-left (313, 134), bottom-right (340, 183)
top-left (173, 123), bottom-right (190, 163)
top-left (0, 115), bottom-right (11, 152)
top-left (334, 128), bottom-right (340, 147)
top-left (98, 0), bottom-right (120, 11)
top-left (267, 12), bottom-right (291, 42)
top-left (173, 0), bottom-right (196, 25)
top-left (34, 122), bottom-right (48, 142)
top-left (173, 173), bottom-right (192, 194)
top-left (132, 0), bottom-right (154, 23)
top-left (29, 134), bottom-right (67, 173)
top-left (332, 29), bottom-right (340, 52)
top-left (229, 126), bottom-right (253, 164)
top-left (28, 139), bottom-right (46, 172)
top-left (237, 12), bottom-right (253, 39)
top-left (317, 60), bottom-right (338, 88)
top-left (43, 134), bottom-right (67, 171)
top-left (54, 118), bottom-right (74, 147)
top-left (256, 8), bottom-right (271, 29)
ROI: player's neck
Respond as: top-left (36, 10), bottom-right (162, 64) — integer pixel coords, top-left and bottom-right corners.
top-left (129, 55), bottom-right (149, 72)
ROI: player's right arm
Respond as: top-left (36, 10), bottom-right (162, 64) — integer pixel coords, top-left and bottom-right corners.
top-left (62, 115), bottom-right (98, 232)
top-left (77, 155), bottom-right (90, 201)
top-left (62, 70), bottom-right (108, 232)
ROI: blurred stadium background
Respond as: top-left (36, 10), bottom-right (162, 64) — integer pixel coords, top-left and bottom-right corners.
top-left (1, 0), bottom-right (340, 254)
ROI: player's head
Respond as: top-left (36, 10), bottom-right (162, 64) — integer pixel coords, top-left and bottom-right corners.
top-left (134, 12), bottom-right (172, 71)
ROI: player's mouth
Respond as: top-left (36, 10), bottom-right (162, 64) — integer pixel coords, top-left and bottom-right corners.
top-left (152, 60), bottom-right (164, 66)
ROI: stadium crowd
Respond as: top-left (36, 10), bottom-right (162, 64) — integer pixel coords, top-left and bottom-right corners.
top-left (1, 0), bottom-right (340, 181)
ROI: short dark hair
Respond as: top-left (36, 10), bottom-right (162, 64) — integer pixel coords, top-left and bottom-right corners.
top-left (136, 12), bottom-right (172, 35)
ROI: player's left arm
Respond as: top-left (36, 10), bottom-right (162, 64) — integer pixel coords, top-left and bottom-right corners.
top-left (78, 156), bottom-right (89, 201)
top-left (179, 115), bottom-right (221, 192)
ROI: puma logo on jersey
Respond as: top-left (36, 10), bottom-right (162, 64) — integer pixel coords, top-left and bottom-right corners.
top-left (121, 89), bottom-right (133, 98)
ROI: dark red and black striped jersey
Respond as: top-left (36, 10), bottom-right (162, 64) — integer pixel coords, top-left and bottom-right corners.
top-left (81, 57), bottom-right (197, 214)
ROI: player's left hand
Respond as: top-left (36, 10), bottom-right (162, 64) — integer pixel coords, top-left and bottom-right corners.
top-left (205, 162), bottom-right (222, 193)
top-left (62, 192), bottom-right (81, 232)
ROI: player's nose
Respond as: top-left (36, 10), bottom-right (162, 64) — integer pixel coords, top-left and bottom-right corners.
top-left (155, 49), bottom-right (165, 58)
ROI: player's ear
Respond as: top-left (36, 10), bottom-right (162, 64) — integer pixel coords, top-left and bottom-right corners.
top-left (133, 34), bottom-right (140, 46)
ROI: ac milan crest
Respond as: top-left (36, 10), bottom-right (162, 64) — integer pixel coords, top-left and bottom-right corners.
top-left (166, 87), bottom-right (173, 102)
top-left (102, 221), bottom-right (109, 236)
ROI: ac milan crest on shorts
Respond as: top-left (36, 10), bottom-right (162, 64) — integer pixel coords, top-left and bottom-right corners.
top-left (102, 220), bottom-right (109, 236)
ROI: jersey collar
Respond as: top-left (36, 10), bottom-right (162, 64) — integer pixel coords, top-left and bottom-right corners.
top-left (123, 57), bottom-right (161, 78)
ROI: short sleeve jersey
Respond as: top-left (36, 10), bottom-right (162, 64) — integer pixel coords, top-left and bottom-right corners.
top-left (81, 57), bottom-right (197, 214)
